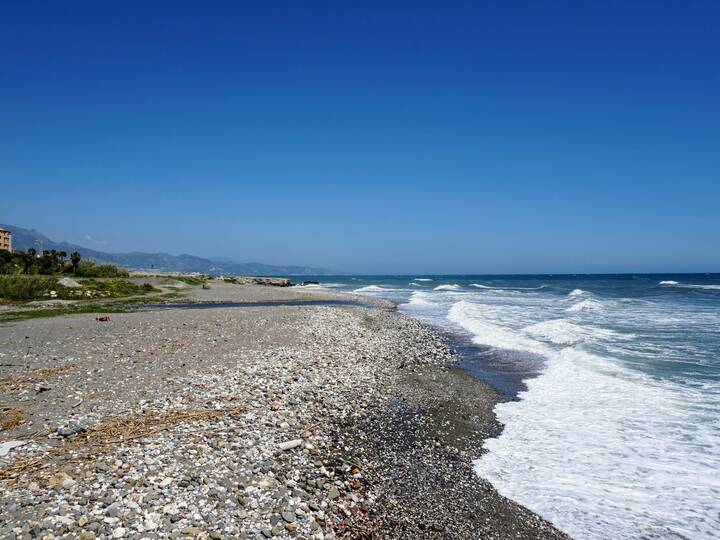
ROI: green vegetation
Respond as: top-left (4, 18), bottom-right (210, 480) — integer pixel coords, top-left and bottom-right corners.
top-left (223, 276), bottom-right (239, 284)
top-left (117, 290), bottom-right (186, 304)
top-left (79, 279), bottom-right (158, 297)
top-left (0, 248), bottom-right (129, 277)
top-left (0, 275), bottom-right (59, 301)
top-left (173, 275), bottom-right (207, 286)
top-left (0, 303), bottom-right (133, 323)
top-left (73, 261), bottom-right (129, 278)
top-left (0, 275), bottom-right (159, 302)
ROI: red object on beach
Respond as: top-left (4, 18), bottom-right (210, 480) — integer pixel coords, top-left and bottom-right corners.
top-left (95, 315), bottom-right (111, 322)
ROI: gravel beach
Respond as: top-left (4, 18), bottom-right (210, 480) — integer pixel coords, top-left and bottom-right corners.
top-left (0, 282), bottom-right (567, 539)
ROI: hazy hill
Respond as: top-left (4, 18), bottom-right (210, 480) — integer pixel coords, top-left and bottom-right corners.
top-left (1, 224), bottom-right (336, 276)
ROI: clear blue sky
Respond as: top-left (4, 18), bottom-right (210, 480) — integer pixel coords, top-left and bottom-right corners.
top-left (1, 1), bottom-right (718, 274)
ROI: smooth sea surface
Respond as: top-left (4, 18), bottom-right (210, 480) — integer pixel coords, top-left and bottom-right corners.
top-left (297, 274), bottom-right (720, 539)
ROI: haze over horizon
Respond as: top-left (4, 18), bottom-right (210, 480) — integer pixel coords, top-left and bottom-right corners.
top-left (2, 1), bottom-right (719, 274)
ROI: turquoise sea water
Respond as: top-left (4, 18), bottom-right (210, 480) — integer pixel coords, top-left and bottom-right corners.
top-left (298, 274), bottom-right (720, 539)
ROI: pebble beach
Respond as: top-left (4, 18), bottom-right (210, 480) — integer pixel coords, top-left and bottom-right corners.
top-left (0, 281), bottom-right (567, 539)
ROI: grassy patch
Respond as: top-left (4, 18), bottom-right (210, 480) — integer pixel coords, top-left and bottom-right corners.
top-left (173, 276), bottom-right (206, 286)
top-left (78, 279), bottom-right (159, 297)
top-left (73, 261), bottom-right (129, 278)
top-left (0, 408), bottom-right (27, 430)
top-left (0, 275), bottom-right (59, 301)
top-left (117, 291), bottom-right (186, 304)
top-left (0, 303), bottom-right (134, 323)
top-left (0, 275), bottom-right (161, 302)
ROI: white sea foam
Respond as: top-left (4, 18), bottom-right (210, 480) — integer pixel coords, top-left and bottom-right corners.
top-left (295, 282), bottom-right (345, 289)
top-left (448, 301), bottom-right (547, 355)
top-left (434, 284), bottom-right (462, 291)
top-left (409, 282), bottom-right (421, 287)
top-left (346, 275), bottom-right (720, 538)
top-left (443, 286), bottom-right (720, 539)
top-left (405, 291), bottom-right (435, 307)
top-left (414, 278), bottom-right (433, 281)
top-left (472, 283), bottom-right (547, 290)
top-left (523, 319), bottom-right (629, 346)
top-left (474, 348), bottom-right (720, 539)
top-left (568, 288), bottom-right (589, 297)
top-left (566, 298), bottom-right (604, 312)
top-left (353, 285), bottom-right (392, 293)
top-left (660, 280), bottom-right (720, 290)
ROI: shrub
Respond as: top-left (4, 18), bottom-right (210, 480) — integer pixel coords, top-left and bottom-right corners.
top-left (0, 275), bottom-right (58, 301)
top-left (74, 261), bottom-right (129, 278)
top-left (74, 279), bottom-right (159, 297)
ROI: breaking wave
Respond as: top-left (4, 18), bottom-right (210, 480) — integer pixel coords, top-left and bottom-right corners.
top-left (471, 283), bottom-right (547, 291)
top-left (353, 285), bottom-right (394, 293)
top-left (434, 284), bottom-right (462, 291)
top-left (568, 288), bottom-right (589, 297)
top-left (566, 298), bottom-right (604, 312)
top-left (660, 280), bottom-right (720, 290)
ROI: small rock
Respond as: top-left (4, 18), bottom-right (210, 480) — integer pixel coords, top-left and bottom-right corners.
top-left (48, 472), bottom-right (76, 489)
top-left (282, 511), bottom-right (295, 523)
top-left (278, 439), bottom-right (303, 451)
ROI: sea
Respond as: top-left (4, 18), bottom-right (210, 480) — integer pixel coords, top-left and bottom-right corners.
top-left (296, 274), bottom-right (720, 540)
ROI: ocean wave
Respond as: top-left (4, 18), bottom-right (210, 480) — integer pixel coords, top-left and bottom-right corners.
top-left (566, 298), bottom-right (604, 312)
top-left (434, 284), bottom-right (462, 291)
top-left (448, 301), bottom-right (547, 355)
top-left (471, 283), bottom-right (548, 291)
top-left (405, 291), bottom-right (435, 307)
top-left (475, 347), bottom-right (720, 540)
top-left (295, 282), bottom-right (345, 289)
top-left (524, 319), bottom-right (632, 346)
top-left (660, 280), bottom-right (720, 290)
top-left (409, 282), bottom-right (422, 287)
top-left (414, 278), bottom-right (433, 282)
top-left (567, 288), bottom-right (589, 298)
top-left (353, 285), bottom-right (394, 293)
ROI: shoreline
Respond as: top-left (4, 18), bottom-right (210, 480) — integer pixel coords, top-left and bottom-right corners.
top-left (0, 281), bottom-right (567, 538)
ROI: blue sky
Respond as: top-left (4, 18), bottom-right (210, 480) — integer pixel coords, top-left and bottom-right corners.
top-left (1, 1), bottom-right (718, 274)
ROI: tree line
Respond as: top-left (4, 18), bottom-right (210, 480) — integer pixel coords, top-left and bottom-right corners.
top-left (0, 248), bottom-right (128, 277)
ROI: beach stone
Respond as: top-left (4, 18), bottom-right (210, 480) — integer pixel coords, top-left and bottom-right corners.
top-left (278, 439), bottom-right (303, 451)
top-left (281, 511), bottom-right (295, 523)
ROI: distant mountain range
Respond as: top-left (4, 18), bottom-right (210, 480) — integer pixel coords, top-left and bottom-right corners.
top-left (1, 224), bottom-right (336, 276)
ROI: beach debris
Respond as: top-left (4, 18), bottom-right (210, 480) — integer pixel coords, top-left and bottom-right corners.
top-left (278, 438), bottom-right (303, 451)
top-left (35, 383), bottom-right (51, 394)
top-left (56, 423), bottom-right (86, 437)
top-left (95, 315), bottom-right (111, 322)
top-left (58, 277), bottom-right (81, 288)
top-left (0, 440), bottom-right (27, 457)
top-left (0, 408), bottom-right (26, 430)
top-left (47, 472), bottom-right (76, 489)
